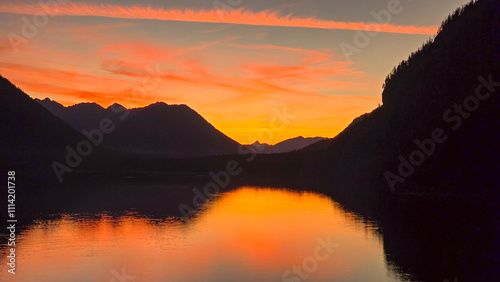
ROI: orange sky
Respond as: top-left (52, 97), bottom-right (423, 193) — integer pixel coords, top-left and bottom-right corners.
top-left (0, 0), bottom-right (469, 144)
top-left (0, 2), bottom-right (438, 35)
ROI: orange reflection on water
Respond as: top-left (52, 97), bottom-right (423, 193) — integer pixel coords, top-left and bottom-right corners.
top-left (0, 187), bottom-right (393, 282)
top-left (185, 187), bottom-right (386, 281)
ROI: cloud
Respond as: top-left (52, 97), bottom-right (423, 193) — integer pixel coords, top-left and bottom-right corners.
top-left (0, 61), bottom-right (138, 105)
top-left (1, 38), bottom-right (371, 106)
top-left (70, 22), bottom-right (134, 33)
top-left (0, 2), bottom-right (438, 35)
top-left (97, 41), bottom-right (362, 96)
top-left (0, 32), bottom-right (381, 143)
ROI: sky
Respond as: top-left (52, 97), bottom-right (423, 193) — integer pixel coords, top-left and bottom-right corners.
top-left (0, 0), bottom-right (471, 144)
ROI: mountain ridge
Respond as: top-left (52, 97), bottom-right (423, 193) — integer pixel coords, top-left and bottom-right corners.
top-left (0, 76), bottom-right (83, 154)
top-left (302, 0), bottom-right (500, 197)
top-left (37, 98), bottom-right (241, 157)
top-left (246, 136), bottom-right (328, 154)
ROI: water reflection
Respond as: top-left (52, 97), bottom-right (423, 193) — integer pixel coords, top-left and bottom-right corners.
top-left (1, 187), bottom-right (400, 281)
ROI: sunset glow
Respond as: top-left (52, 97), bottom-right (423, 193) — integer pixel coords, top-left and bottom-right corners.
top-left (1, 187), bottom-right (386, 281)
top-left (0, 0), bottom-right (470, 143)
top-left (0, 3), bottom-right (438, 35)
top-left (1, 1), bottom-right (498, 281)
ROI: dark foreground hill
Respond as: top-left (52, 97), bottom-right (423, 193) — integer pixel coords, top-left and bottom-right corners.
top-left (0, 75), bottom-right (87, 184)
top-left (302, 0), bottom-right (500, 200)
top-left (0, 77), bottom-right (83, 154)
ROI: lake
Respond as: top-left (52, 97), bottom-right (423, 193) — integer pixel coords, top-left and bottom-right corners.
top-left (0, 186), bottom-right (409, 282)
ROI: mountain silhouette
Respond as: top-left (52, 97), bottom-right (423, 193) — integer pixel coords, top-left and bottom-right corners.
top-left (0, 75), bottom-right (89, 184)
top-left (102, 102), bottom-right (240, 156)
top-left (247, 136), bottom-right (327, 154)
top-left (304, 0), bottom-right (500, 196)
top-left (36, 98), bottom-right (134, 131)
top-left (36, 99), bottom-right (240, 156)
top-left (0, 76), bottom-right (82, 155)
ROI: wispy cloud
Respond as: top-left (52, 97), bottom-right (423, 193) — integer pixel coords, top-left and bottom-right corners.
top-left (0, 2), bottom-right (438, 35)
top-left (70, 22), bottom-right (134, 33)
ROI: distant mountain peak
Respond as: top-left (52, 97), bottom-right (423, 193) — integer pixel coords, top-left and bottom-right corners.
top-left (250, 141), bottom-right (271, 148)
top-left (150, 101), bottom-right (169, 107)
top-left (33, 96), bottom-right (239, 156)
top-left (107, 103), bottom-right (126, 110)
top-left (36, 97), bottom-right (62, 105)
top-left (245, 136), bottom-right (328, 154)
top-left (70, 102), bottom-right (105, 110)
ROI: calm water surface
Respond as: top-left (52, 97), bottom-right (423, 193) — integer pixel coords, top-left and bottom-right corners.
top-left (2, 187), bottom-right (404, 281)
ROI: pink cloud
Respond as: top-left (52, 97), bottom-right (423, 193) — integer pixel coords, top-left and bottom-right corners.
top-left (0, 2), bottom-right (438, 35)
